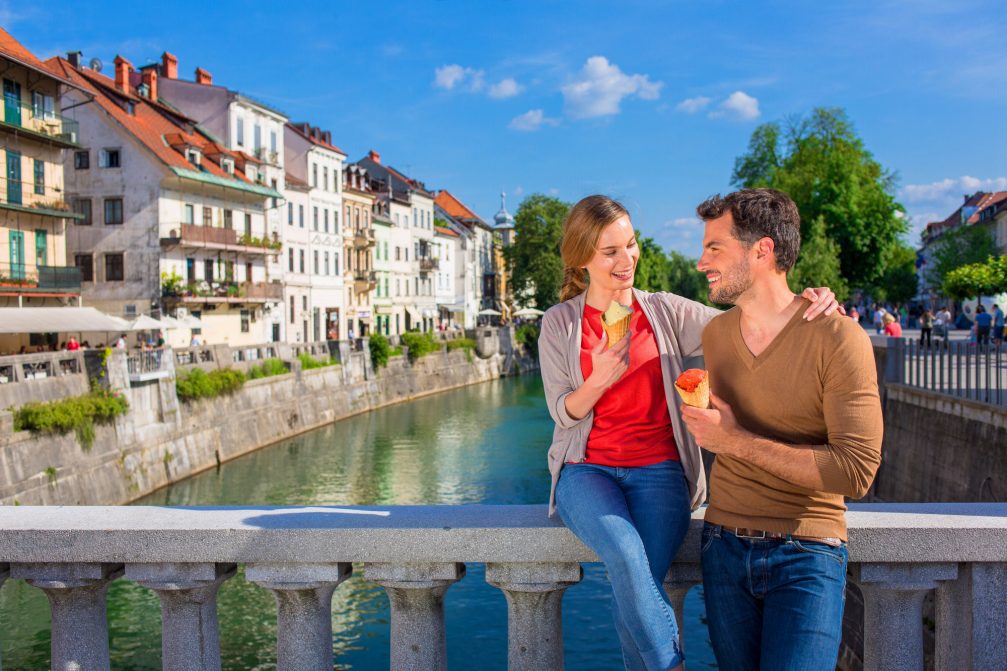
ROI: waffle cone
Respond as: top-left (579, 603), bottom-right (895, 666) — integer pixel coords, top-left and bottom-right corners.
top-left (601, 314), bottom-right (631, 348)
top-left (675, 374), bottom-right (710, 408)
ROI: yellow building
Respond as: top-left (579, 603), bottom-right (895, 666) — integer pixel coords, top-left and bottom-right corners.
top-left (0, 29), bottom-right (86, 316)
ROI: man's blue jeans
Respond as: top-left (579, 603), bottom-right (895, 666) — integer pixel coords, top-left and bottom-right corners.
top-left (701, 523), bottom-right (848, 671)
top-left (556, 459), bottom-right (691, 671)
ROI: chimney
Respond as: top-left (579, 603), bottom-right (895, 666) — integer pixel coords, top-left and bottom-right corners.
top-left (66, 51), bottom-right (82, 69)
top-left (161, 52), bottom-right (178, 79)
top-left (113, 55), bottom-right (133, 93)
top-left (195, 67), bottom-right (213, 86)
top-left (142, 68), bottom-right (158, 101)
top-left (369, 150), bottom-right (381, 164)
top-left (323, 131), bottom-right (331, 145)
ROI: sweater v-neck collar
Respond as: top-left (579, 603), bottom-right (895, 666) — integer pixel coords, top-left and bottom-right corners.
top-left (730, 300), bottom-right (808, 370)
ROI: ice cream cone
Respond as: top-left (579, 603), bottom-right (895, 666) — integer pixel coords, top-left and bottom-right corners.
top-left (675, 369), bottom-right (710, 408)
top-left (601, 301), bottom-right (633, 348)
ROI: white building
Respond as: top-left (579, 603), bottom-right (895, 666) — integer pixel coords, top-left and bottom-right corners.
top-left (284, 122), bottom-right (345, 341)
top-left (433, 224), bottom-right (462, 329)
top-left (282, 174), bottom-right (312, 342)
top-left (342, 164), bottom-right (377, 338)
top-left (51, 54), bottom-right (282, 346)
top-left (434, 189), bottom-right (496, 328)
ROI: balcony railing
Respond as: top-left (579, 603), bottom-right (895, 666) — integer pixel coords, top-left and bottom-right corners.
top-left (353, 270), bottom-right (377, 293)
top-left (0, 261), bottom-right (81, 293)
top-left (353, 228), bottom-right (376, 248)
top-left (887, 337), bottom-right (1007, 408)
top-left (0, 176), bottom-right (81, 219)
top-left (164, 280), bottom-right (283, 304)
top-left (419, 257), bottom-right (439, 272)
top-left (161, 224), bottom-right (281, 255)
top-left (0, 98), bottom-right (80, 147)
top-left (0, 350), bottom-right (83, 383)
top-left (0, 503), bottom-right (1003, 670)
top-left (126, 350), bottom-right (170, 383)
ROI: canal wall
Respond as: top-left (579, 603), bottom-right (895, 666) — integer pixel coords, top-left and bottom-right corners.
top-left (0, 328), bottom-right (539, 506)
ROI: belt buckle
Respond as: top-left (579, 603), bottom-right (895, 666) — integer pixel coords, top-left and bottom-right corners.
top-left (735, 528), bottom-right (767, 540)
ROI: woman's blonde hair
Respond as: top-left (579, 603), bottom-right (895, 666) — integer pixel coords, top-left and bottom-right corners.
top-left (559, 195), bottom-right (629, 302)
top-left (883, 312), bottom-right (896, 324)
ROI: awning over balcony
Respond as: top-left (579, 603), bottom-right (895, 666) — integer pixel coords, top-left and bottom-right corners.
top-left (0, 307), bottom-right (130, 333)
top-left (405, 306), bottom-right (421, 322)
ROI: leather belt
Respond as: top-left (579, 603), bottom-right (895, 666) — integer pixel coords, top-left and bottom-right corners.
top-left (720, 525), bottom-right (843, 548)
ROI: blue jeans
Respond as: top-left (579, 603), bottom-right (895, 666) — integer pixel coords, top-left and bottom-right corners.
top-left (701, 523), bottom-right (848, 671)
top-left (556, 459), bottom-right (691, 671)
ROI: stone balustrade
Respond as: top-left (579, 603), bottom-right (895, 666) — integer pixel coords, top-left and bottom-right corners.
top-left (3, 503), bottom-right (1002, 670)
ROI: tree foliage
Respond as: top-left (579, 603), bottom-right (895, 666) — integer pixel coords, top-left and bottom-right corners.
top-left (505, 194), bottom-right (570, 309)
top-left (732, 107), bottom-right (906, 289)
top-left (924, 224), bottom-right (999, 291)
top-left (787, 215), bottom-right (848, 301)
top-left (942, 256), bottom-right (1007, 300)
top-left (870, 242), bottom-right (919, 306)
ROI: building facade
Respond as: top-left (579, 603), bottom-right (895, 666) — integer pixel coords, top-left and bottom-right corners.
top-left (342, 163), bottom-right (376, 338)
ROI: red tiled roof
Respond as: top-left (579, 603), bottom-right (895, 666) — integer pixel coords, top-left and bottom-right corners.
top-left (435, 225), bottom-right (459, 237)
top-left (285, 173), bottom-right (309, 189)
top-left (0, 27), bottom-right (86, 91)
top-left (966, 191), bottom-right (1007, 224)
top-left (286, 122), bottom-right (346, 156)
top-left (435, 190), bottom-right (482, 222)
top-left (46, 56), bottom-right (261, 190)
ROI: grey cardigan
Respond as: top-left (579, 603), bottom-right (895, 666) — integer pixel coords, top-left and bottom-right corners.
top-left (539, 288), bottom-right (720, 516)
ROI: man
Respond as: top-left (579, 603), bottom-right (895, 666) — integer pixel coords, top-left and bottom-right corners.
top-left (992, 304), bottom-right (1004, 349)
top-left (872, 304), bottom-right (885, 334)
top-left (974, 305), bottom-right (992, 348)
top-left (682, 188), bottom-right (883, 671)
top-left (936, 305), bottom-right (953, 344)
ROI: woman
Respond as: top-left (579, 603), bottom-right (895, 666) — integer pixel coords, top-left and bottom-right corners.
top-left (882, 312), bottom-right (902, 337)
top-left (538, 195), bottom-right (838, 671)
top-left (919, 308), bottom-right (934, 348)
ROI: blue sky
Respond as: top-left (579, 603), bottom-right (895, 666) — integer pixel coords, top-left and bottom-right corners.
top-left (5, 0), bottom-right (1006, 256)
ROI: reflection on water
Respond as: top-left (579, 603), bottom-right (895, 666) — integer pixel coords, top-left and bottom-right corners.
top-left (0, 376), bottom-right (716, 670)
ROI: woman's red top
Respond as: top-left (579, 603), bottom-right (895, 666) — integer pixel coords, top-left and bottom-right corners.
top-left (578, 300), bottom-right (679, 466)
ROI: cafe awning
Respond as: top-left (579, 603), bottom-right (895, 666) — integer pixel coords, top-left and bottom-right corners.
top-left (0, 307), bottom-right (133, 333)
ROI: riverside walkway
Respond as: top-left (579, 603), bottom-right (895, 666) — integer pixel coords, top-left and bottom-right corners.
top-left (0, 503), bottom-right (1005, 671)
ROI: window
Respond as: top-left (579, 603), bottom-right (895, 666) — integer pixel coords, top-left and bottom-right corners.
top-left (323, 167), bottom-right (328, 192)
top-left (220, 157), bottom-right (234, 174)
top-left (302, 296), bottom-right (308, 311)
top-left (32, 92), bottom-right (54, 119)
top-left (270, 130), bottom-right (277, 153)
top-left (405, 248), bottom-right (409, 262)
top-left (288, 203), bottom-right (293, 226)
top-left (395, 246), bottom-right (400, 261)
top-left (334, 252), bottom-right (339, 275)
top-left (183, 204), bottom-right (194, 225)
top-left (72, 198), bottom-right (92, 226)
top-left (204, 259), bottom-right (214, 283)
top-left (202, 206), bottom-right (212, 228)
top-left (415, 277), bottom-right (419, 295)
top-left (313, 207), bottom-right (318, 231)
top-left (98, 149), bottom-right (121, 168)
top-left (312, 164), bottom-right (318, 188)
top-left (288, 247), bottom-right (294, 272)
top-left (299, 205), bottom-right (304, 228)
top-left (324, 209), bottom-right (329, 233)
top-left (223, 209), bottom-right (233, 229)
top-left (254, 124), bottom-right (262, 151)
top-left (384, 241), bottom-right (389, 260)
top-left (236, 117), bottom-right (245, 146)
top-left (186, 259), bottom-right (195, 283)
top-left (290, 299), bottom-right (295, 324)
top-left (74, 151), bottom-right (89, 170)
top-left (74, 254), bottom-right (93, 282)
top-left (104, 198), bottom-right (123, 225)
top-left (271, 179), bottom-right (278, 208)
top-left (186, 149), bottom-right (200, 166)
top-left (225, 260), bottom-right (235, 282)
top-left (105, 253), bottom-right (124, 281)
top-left (244, 213), bottom-right (252, 237)
top-left (396, 279), bottom-right (400, 296)
top-left (413, 208), bottom-right (417, 227)
top-left (324, 252), bottom-right (330, 275)
top-left (299, 249), bottom-right (305, 273)
top-left (313, 250), bottom-right (319, 275)
top-left (240, 309), bottom-right (250, 333)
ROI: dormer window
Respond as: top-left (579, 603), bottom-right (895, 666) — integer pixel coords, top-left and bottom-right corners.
top-left (220, 157), bottom-right (235, 174)
top-left (126, 101), bottom-right (136, 115)
top-left (186, 148), bottom-right (201, 166)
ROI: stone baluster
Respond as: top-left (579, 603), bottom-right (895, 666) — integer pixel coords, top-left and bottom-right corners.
top-left (126, 562), bottom-right (236, 671)
top-left (485, 562), bottom-right (582, 671)
top-left (12, 562), bottom-right (123, 671)
top-left (364, 562), bottom-right (465, 671)
top-left (246, 562), bottom-right (352, 671)
top-left (663, 563), bottom-right (702, 652)
top-left (935, 562), bottom-right (1007, 671)
top-left (852, 563), bottom-right (958, 671)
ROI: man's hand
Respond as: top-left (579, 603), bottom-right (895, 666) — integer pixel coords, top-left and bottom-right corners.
top-left (680, 393), bottom-right (750, 455)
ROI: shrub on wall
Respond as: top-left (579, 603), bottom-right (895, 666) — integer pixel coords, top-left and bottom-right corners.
top-left (515, 323), bottom-right (541, 359)
top-left (369, 333), bottom-right (391, 370)
top-left (247, 358), bottom-right (289, 380)
top-left (400, 331), bottom-right (439, 362)
top-left (298, 352), bottom-right (338, 370)
top-left (175, 368), bottom-right (247, 402)
top-left (446, 338), bottom-right (476, 362)
top-left (13, 387), bottom-right (129, 450)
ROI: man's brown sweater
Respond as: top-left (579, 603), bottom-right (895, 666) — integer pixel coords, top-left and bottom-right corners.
top-left (702, 303), bottom-right (883, 541)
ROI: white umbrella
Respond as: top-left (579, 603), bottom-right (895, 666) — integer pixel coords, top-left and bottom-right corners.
top-left (179, 314), bottom-right (203, 329)
top-left (513, 308), bottom-right (545, 318)
top-left (129, 314), bottom-right (167, 331)
top-left (160, 315), bottom-right (184, 329)
top-left (477, 309), bottom-right (502, 316)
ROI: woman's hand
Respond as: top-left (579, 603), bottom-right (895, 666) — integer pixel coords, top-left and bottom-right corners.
top-left (800, 287), bottom-right (845, 321)
top-left (586, 331), bottom-right (631, 393)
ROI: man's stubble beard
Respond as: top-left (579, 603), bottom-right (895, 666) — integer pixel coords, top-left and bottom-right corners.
top-left (709, 256), bottom-right (753, 305)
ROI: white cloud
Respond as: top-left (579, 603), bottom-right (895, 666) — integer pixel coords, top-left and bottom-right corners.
top-left (508, 109), bottom-right (560, 132)
top-left (710, 91), bottom-right (760, 120)
top-left (488, 78), bottom-right (523, 99)
top-left (676, 96), bottom-right (712, 114)
top-left (561, 56), bottom-right (663, 120)
top-left (513, 186), bottom-right (525, 198)
top-left (900, 176), bottom-right (1007, 204)
top-left (434, 64), bottom-right (485, 92)
top-left (548, 187), bottom-right (560, 196)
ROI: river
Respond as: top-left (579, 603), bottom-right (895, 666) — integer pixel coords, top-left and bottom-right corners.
top-left (0, 375), bottom-right (716, 669)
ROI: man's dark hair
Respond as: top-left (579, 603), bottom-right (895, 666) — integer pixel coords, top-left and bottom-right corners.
top-left (695, 188), bottom-right (802, 272)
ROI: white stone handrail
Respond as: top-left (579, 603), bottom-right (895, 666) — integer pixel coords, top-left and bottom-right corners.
top-left (1, 503), bottom-right (1004, 671)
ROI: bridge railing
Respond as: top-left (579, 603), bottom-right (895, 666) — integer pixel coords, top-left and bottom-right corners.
top-left (887, 337), bottom-right (1006, 408)
top-left (0, 503), bottom-right (1004, 671)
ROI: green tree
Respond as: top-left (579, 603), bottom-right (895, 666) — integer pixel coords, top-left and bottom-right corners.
top-left (924, 224), bottom-right (999, 291)
top-left (633, 235), bottom-right (673, 292)
top-left (870, 242), bottom-right (919, 305)
top-left (942, 255), bottom-right (1007, 300)
top-left (504, 194), bottom-right (570, 309)
top-left (667, 250), bottom-right (709, 304)
top-left (786, 215), bottom-right (848, 301)
top-left (732, 108), bottom-right (906, 289)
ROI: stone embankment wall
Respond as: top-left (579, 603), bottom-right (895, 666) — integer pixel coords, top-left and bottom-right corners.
top-left (0, 328), bottom-right (537, 506)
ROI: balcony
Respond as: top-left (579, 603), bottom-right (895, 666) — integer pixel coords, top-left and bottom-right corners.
top-left (419, 257), bottom-right (439, 273)
top-left (163, 280), bottom-right (283, 305)
top-left (0, 99), bottom-right (80, 148)
top-left (160, 224), bottom-right (281, 256)
top-left (353, 270), bottom-right (377, 293)
top-left (0, 177), bottom-right (84, 220)
top-left (0, 503), bottom-right (1003, 670)
top-left (0, 261), bottom-right (81, 295)
top-left (353, 228), bottom-right (376, 248)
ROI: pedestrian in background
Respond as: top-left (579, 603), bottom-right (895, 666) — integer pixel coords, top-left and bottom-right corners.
top-left (919, 308), bottom-right (934, 349)
top-left (883, 313), bottom-right (902, 337)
